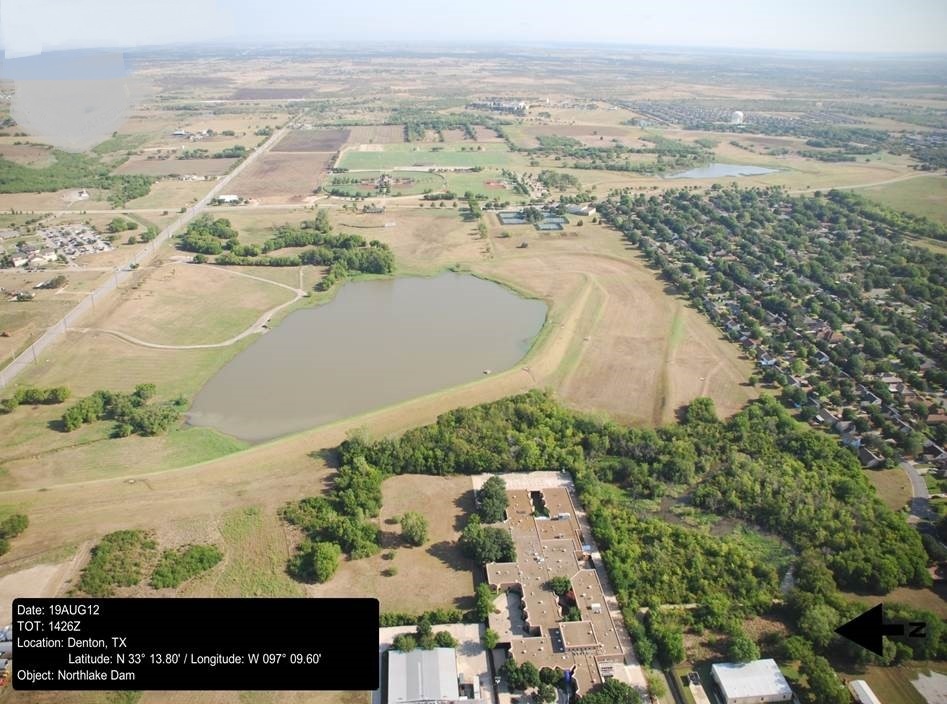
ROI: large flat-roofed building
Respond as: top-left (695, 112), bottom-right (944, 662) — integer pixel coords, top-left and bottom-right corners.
top-left (387, 648), bottom-right (459, 703)
top-left (481, 480), bottom-right (631, 695)
top-left (711, 659), bottom-right (793, 704)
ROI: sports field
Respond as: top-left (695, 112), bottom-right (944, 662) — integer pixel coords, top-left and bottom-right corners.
top-left (337, 142), bottom-right (515, 170)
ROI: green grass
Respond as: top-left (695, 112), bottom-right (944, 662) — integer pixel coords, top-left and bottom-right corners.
top-left (443, 170), bottom-right (520, 198)
top-left (94, 133), bottom-right (150, 156)
top-left (727, 525), bottom-right (796, 576)
top-left (338, 143), bottom-right (514, 170)
top-left (860, 176), bottom-right (947, 226)
top-left (208, 506), bottom-right (304, 597)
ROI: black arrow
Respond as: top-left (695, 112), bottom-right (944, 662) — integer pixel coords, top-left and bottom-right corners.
top-left (835, 604), bottom-right (907, 656)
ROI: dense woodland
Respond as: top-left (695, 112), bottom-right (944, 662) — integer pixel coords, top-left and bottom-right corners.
top-left (0, 150), bottom-right (153, 206)
top-left (179, 214), bottom-right (395, 288)
top-left (336, 391), bottom-right (945, 700)
top-left (529, 133), bottom-right (713, 175)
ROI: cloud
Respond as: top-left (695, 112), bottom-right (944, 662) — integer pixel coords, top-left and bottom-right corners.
top-left (0, 0), bottom-right (234, 59)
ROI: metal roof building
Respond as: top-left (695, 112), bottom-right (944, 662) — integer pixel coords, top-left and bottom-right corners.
top-left (849, 679), bottom-right (883, 704)
top-left (711, 659), bottom-right (793, 704)
top-left (387, 648), bottom-right (459, 704)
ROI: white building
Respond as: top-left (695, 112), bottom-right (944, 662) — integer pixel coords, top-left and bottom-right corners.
top-left (849, 679), bottom-right (882, 704)
top-left (215, 195), bottom-right (241, 204)
top-left (711, 659), bottom-right (793, 704)
top-left (387, 648), bottom-right (459, 704)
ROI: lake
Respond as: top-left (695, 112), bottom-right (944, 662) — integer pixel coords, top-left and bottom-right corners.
top-left (669, 162), bottom-right (778, 179)
top-left (187, 273), bottom-right (547, 441)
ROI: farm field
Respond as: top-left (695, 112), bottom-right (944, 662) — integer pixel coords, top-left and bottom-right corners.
top-left (337, 142), bottom-right (516, 170)
top-left (228, 152), bottom-right (334, 202)
top-left (273, 128), bottom-right (350, 152)
top-left (344, 124), bottom-right (406, 144)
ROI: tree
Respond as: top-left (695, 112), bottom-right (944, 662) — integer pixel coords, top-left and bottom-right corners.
top-left (538, 683), bottom-right (557, 703)
top-left (461, 518), bottom-right (516, 564)
top-left (483, 628), bottom-right (499, 650)
top-left (728, 634), bottom-right (760, 663)
top-left (400, 512), bottom-right (429, 546)
top-left (645, 670), bottom-right (667, 698)
top-left (539, 667), bottom-right (560, 685)
top-left (392, 633), bottom-right (417, 652)
top-left (288, 540), bottom-right (341, 583)
top-left (519, 661), bottom-right (541, 689)
top-left (798, 603), bottom-right (840, 648)
top-left (475, 582), bottom-right (496, 621)
top-left (478, 476), bottom-right (508, 523)
top-left (800, 655), bottom-right (848, 704)
top-left (581, 678), bottom-right (641, 704)
top-left (434, 631), bottom-right (457, 648)
top-left (547, 576), bottom-right (572, 596)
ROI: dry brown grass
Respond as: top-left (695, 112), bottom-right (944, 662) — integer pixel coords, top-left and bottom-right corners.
top-left (864, 467), bottom-right (914, 512)
top-left (0, 143), bottom-right (55, 166)
top-left (345, 125), bottom-right (405, 145)
top-left (308, 475), bottom-right (476, 613)
top-left (274, 129), bottom-right (349, 152)
top-left (112, 157), bottom-right (238, 177)
top-left (101, 259), bottom-right (295, 346)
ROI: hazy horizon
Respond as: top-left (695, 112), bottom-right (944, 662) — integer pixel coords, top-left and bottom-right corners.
top-left (1, 0), bottom-right (946, 60)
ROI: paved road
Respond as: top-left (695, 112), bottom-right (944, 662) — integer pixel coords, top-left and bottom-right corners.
top-left (0, 119), bottom-right (297, 389)
top-left (901, 460), bottom-right (935, 524)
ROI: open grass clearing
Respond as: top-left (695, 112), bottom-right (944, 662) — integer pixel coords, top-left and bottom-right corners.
top-left (864, 466), bottom-right (915, 512)
top-left (860, 174), bottom-right (947, 226)
top-left (125, 179), bottom-right (214, 210)
top-left (308, 474), bottom-right (476, 613)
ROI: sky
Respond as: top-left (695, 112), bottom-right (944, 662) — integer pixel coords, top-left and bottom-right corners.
top-left (1, 0), bottom-right (946, 59)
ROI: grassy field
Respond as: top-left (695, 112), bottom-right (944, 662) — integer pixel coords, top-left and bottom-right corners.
top-left (185, 506), bottom-right (303, 597)
top-left (102, 259), bottom-right (296, 346)
top-left (864, 467), bottom-right (915, 512)
top-left (860, 174), bottom-right (947, 225)
top-left (337, 142), bottom-right (515, 170)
